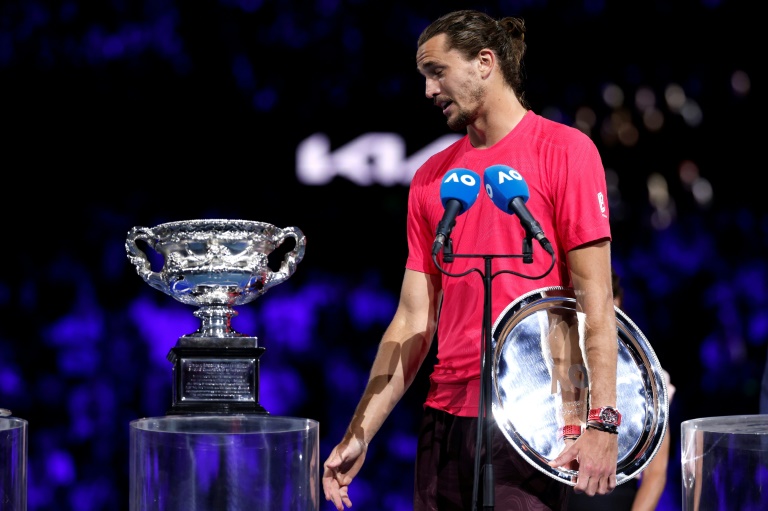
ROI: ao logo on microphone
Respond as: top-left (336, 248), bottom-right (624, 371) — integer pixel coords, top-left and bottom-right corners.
top-left (443, 170), bottom-right (478, 187)
top-left (484, 166), bottom-right (523, 200)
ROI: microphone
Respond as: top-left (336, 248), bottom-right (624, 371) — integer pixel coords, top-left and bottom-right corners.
top-left (483, 164), bottom-right (555, 255)
top-left (432, 168), bottom-right (481, 256)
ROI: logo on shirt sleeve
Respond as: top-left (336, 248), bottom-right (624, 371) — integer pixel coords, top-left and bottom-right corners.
top-left (598, 192), bottom-right (607, 218)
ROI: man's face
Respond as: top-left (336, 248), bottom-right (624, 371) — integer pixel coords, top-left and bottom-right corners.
top-left (416, 34), bottom-right (486, 131)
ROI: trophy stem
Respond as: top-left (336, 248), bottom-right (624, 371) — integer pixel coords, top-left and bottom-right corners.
top-left (190, 305), bottom-right (243, 338)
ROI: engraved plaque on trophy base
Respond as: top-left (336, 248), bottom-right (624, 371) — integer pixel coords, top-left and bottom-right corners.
top-left (166, 344), bottom-right (268, 415)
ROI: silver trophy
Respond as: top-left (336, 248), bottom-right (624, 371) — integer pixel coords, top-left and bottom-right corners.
top-left (126, 219), bottom-right (306, 415)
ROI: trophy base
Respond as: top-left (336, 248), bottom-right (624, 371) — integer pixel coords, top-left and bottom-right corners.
top-left (166, 401), bottom-right (268, 415)
top-left (166, 343), bottom-right (268, 416)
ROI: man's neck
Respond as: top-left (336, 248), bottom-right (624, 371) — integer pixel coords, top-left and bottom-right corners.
top-left (467, 94), bottom-right (528, 149)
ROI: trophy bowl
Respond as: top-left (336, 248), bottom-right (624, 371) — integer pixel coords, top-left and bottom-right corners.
top-left (126, 219), bottom-right (306, 340)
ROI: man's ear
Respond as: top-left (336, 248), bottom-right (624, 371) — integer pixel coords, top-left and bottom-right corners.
top-left (477, 48), bottom-right (495, 79)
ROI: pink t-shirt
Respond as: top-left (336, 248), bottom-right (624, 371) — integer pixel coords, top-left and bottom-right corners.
top-left (406, 110), bottom-right (611, 416)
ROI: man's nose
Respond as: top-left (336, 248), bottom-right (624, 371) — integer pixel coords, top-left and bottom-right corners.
top-left (425, 78), bottom-right (440, 99)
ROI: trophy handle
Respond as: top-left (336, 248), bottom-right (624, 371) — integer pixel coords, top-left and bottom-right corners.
top-left (125, 226), bottom-right (170, 295)
top-left (264, 226), bottom-right (307, 291)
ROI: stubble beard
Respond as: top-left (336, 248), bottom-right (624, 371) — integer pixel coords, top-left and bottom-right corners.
top-left (447, 109), bottom-right (471, 131)
top-left (445, 81), bottom-right (486, 132)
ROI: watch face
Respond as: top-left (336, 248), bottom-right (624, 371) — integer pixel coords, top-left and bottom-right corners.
top-left (601, 407), bottom-right (620, 425)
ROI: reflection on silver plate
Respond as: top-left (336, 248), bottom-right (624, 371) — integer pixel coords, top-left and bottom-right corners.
top-left (491, 286), bottom-right (668, 486)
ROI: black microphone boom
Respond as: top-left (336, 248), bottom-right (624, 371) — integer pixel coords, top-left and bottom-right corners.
top-left (507, 197), bottom-right (555, 255)
top-left (432, 199), bottom-right (464, 256)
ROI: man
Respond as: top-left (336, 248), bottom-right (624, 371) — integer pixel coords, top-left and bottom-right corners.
top-left (323, 9), bottom-right (619, 510)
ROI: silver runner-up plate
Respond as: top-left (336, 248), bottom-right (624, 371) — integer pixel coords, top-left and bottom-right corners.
top-left (491, 286), bottom-right (668, 486)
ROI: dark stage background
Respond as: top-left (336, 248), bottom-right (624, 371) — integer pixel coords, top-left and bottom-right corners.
top-left (0, 1), bottom-right (764, 510)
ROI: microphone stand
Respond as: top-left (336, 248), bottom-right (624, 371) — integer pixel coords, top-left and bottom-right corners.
top-left (432, 235), bottom-right (554, 511)
top-left (522, 234), bottom-right (533, 264)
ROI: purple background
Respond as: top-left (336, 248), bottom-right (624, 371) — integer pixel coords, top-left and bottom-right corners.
top-left (0, 1), bottom-right (764, 510)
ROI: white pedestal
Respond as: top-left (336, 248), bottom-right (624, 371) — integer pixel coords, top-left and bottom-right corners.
top-left (681, 414), bottom-right (768, 510)
top-left (130, 415), bottom-right (319, 511)
top-left (0, 417), bottom-right (27, 511)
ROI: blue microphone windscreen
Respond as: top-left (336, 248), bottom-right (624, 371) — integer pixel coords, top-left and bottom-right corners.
top-left (483, 164), bottom-right (529, 212)
top-left (440, 168), bottom-right (481, 213)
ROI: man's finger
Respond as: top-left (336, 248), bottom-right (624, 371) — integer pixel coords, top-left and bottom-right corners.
top-left (548, 448), bottom-right (576, 468)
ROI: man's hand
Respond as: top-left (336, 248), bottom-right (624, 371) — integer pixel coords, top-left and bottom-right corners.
top-left (548, 427), bottom-right (619, 495)
top-left (322, 437), bottom-right (367, 510)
